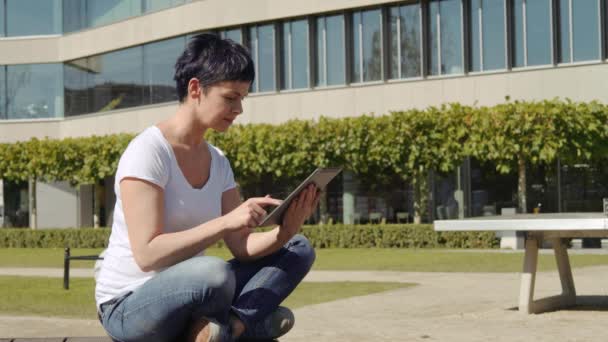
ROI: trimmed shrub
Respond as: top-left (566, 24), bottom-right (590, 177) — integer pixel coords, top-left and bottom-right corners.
top-left (0, 225), bottom-right (498, 249)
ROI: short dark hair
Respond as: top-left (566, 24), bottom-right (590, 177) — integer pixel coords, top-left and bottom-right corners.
top-left (174, 33), bottom-right (255, 102)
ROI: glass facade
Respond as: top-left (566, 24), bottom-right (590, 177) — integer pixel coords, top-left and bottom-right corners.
top-left (389, 3), bottom-right (422, 79)
top-left (87, 0), bottom-right (142, 28)
top-left (63, 0), bottom-right (87, 33)
top-left (429, 0), bottom-right (464, 76)
top-left (513, 0), bottom-right (552, 67)
top-left (6, 63), bottom-right (63, 120)
top-left (0, 66), bottom-right (5, 119)
top-left (6, 0), bottom-right (61, 37)
top-left (1, 1), bottom-right (607, 119)
top-left (470, 0), bottom-right (506, 72)
top-left (558, 0), bottom-right (601, 63)
top-left (316, 14), bottom-right (346, 87)
top-left (144, 0), bottom-right (187, 14)
top-left (143, 37), bottom-right (185, 105)
top-left (0, 1), bottom-right (5, 37)
top-left (220, 28), bottom-right (242, 44)
top-left (281, 19), bottom-right (309, 90)
top-left (64, 59), bottom-right (91, 117)
top-left (351, 9), bottom-right (382, 83)
top-left (248, 24), bottom-right (276, 93)
top-left (90, 47), bottom-right (144, 113)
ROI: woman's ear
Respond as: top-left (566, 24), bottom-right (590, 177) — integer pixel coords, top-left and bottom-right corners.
top-left (188, 78), bottom-right (202, 100)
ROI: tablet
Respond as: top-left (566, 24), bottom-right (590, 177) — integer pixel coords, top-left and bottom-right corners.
top-left (258, 167), bottom-right (342, 227)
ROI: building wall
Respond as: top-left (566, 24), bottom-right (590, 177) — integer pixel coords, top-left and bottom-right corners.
top-left (0, 0), bottom-right (402, 65)
top-left (1, 61), bottom-right (607, 142)
top-left (36, 181), bottom-right (79, 228)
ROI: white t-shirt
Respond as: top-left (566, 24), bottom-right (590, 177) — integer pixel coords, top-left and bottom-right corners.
top-left (95, 126), bottom-right (237, 308)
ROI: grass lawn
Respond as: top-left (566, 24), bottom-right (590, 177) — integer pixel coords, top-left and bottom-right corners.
top-left (2, 248), bottom-right (608, 272)
top-left (0, 276), bottom-right (413, 319)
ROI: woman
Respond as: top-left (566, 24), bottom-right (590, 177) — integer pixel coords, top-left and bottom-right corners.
top-left (95, 33), bottom-right (320, 342)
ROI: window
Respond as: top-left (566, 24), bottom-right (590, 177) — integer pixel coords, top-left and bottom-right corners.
top-left (87, 0), bottom-right (142, 28)
top-left (0, 1), bottom-right (5, 37)
top-left (6, 63), bottom-right (63, 119)
top-left (143, 36), bottom-right (185, 104)
top-left (220, 28), bottom-right (242, 44)
top-left (558, 0), bottom-right (601, 63)
top-left (64, 58), bottom-right (92, 117)
top-left (429, 0), bottom-right (464, 76)
top-left (512, 0), bottom-right (552, 67)
top-left (0, 66), bottom-right (5, 119)
top-left (63, 0), bottom-right (87, 33)
top-left (316, 14), bottom-right (346, 86)
top-left (281, 19), bottom-right (310, 90)
top-left (143, 0), bottom-right (187, 14)
top-left (6, 0), bottom-right (62, 36)
top-left (469, 0), bottom-right (506, 72)
top-left (249, 24), bottom-right (276, 93)
top-left (389, 3), bottom-right (422, 79)
top-left (351, 9), bottom-right (383, 83)
top-left (89, 47), bottom-right (144, 113)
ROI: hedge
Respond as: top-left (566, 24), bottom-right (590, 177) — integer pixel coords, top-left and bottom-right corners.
top-left (0, 225), bottom-right (499, 249)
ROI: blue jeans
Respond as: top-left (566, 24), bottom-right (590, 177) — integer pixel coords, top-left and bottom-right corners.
top-left (98, 234), bottom-right (315, 342)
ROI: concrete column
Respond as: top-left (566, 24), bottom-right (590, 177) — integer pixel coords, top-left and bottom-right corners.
top-left (28, 179), bottom-right (37, 229)
top-left (342, 171), bottom-right (356, 224)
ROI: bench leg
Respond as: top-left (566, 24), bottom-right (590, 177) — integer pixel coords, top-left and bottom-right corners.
top-left (519, 236), bottom-right (539, 314)
top-left (552, 238), bottom-right (576, 306)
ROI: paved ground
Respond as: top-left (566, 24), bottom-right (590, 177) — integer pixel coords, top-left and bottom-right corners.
top-left (3, 265), bottom-right (608, 341)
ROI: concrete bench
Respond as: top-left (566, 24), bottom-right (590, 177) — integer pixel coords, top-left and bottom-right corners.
top-left (435, 212), bottom-right (608, 314)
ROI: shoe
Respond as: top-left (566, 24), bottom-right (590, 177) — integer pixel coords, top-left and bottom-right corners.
top-left (207, 319), bottom-right (233, 342)
top-left (240, 306), bottom-right (295, 340)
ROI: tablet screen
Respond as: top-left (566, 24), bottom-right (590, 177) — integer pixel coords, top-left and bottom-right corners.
top-left (258, 167), bottom-right (342, 227)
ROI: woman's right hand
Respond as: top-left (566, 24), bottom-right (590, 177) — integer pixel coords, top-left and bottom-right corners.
top-left (222, 196), bottom-right (282, 231)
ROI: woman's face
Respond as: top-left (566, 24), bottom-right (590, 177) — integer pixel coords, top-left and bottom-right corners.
top-left (196, 80), bottom-right (250, 132)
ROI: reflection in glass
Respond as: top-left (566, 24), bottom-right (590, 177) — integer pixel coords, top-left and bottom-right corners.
top-left (144, 0), bottom-right (186, 13)
top-left (389, 4), bottom-right (422, 79)
top-left (281, 20), bottom-right (309, 90)
top-left (439, 0), bottom-right (463, 74)
top-left (572, 0), bottom-right (600, 62)
top-left (429, 0), bottom-right (463, 75)
top-left (6, 0), bottom-right (62, 36)
top-left (525, 0), bottom-right (551, 66)
top-left (362, 9), bottom-right (382, 82)
top-left (7, 63), bottom-right (64, 119)
top-left (63, 0), bottom-right (87, 33)
top-left (87, 0), bottom-right (142, 28)
top-left (90, 47), bottom-right (144, 113)
top-left (351, 9), bottom-right (382, 83)
top-left (316, 15), bottom-right (346, 86)
top-left (144, 37), bottom-right (185, 104)
top-left (64, 59), bottom-right (92, 117)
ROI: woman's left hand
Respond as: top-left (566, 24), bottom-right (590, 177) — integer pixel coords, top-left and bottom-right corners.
top-left (279, 185), bottom-right (322, 240)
